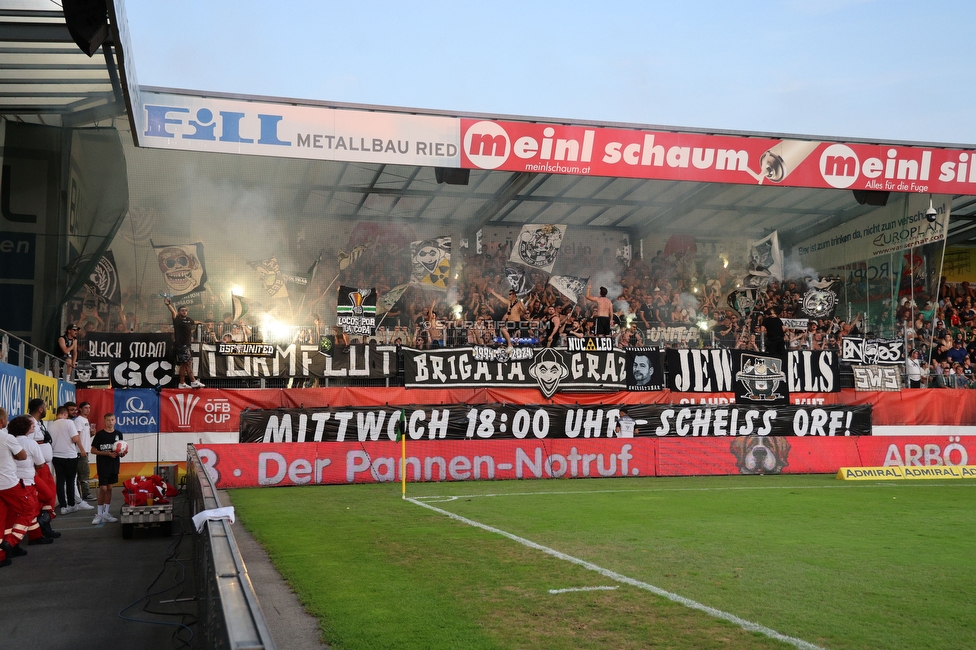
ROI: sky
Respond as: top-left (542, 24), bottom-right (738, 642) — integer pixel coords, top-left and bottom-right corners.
top-left (123, 1), bottom-right (975, 145)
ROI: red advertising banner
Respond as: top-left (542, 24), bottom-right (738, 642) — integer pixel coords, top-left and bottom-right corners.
top-left (194, 434), bottom-right (975, 489)
top-left (196, 439), bottom-right (654, 489)
top-left (460, 118), bottom-right (976, 195)
top-left (855, 436), bottom-right (976, 467)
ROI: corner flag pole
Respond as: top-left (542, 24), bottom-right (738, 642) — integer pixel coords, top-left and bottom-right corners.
top-left (398, 408), bottom-right (407, 499)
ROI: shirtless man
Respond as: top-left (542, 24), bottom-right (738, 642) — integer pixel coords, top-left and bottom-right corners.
top-left (489, 288), bottom-right (528, 349)
top-left (585, 285), bottom-right (614, 336)
top-left (543, 305), bottom-right (562, 348)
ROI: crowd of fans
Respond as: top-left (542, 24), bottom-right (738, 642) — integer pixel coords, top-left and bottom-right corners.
top-left (64, 241), bottom-right (976, 388)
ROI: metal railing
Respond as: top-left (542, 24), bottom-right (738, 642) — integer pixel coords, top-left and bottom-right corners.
top-left (186, 445), bottom-right (277, 650)
top-left (0, 330), bottom-right (67, 378)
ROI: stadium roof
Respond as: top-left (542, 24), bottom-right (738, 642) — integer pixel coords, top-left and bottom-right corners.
top-left (0, 2), bottom-right (125, 127)
top-left (3, 1), bottom-right (976, 249)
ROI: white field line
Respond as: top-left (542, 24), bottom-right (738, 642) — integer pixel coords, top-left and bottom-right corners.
top-left (413, 480), bottom-right (976, 502)
top-left (408, 497), bottom-right (825, 650)
top-left (549, 586), bottom-right (618, 594)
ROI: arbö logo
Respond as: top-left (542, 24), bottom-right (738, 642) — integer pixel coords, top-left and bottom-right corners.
top-left (464, 121), bottom-right (510, 169)
top-left (819, 144), bottom-right (859, 189)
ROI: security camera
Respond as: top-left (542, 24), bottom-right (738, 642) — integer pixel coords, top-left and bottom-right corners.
top-left (926, 200), bottom-right (938, 223)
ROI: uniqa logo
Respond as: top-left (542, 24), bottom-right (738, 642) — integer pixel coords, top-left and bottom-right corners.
top-left (463, 121), bottom-right (510, 169)
top-left (124, 396), bottom-right (150, 414)
top-left (169, 393), bottom-right (201, 428)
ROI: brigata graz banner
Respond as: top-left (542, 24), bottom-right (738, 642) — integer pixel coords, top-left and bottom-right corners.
top-left (198, 343), bottom-right (397, 379)
top-left (666, 349), bottom-right (839, 394)
top-left (404, 346), bottom-right (625, 397)
top-left (240, 403), bottom-right (872, 443)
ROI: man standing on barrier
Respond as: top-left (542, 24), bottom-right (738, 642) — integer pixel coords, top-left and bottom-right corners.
top-left (57, 324), bottom-right (79, 380)
top-left (489, 288), bottom-right (528, 352)
top-left (763, 307), bottom-right (787, 356)
top-left (164, 296), bottom-right (205, 389)
top-left (585, 284), bottom-right (614, 336)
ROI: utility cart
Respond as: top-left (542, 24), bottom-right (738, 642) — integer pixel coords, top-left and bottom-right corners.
top-left (120, 501), bottom-right (174, 539)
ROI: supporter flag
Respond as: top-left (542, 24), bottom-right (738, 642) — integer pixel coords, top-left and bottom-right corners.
top-left (378, 284), bottom-right (410, 314)
top-left (800, 278), bottom-right (841, 319)
top-left (231, 293), bottom-right (248, 321)
top-left (749, 231), bottom-right (784, 282)
top-left (549, 275), bottom-right (589, 303)
top-left (394, 409), bottom-right (406, 442)
top-left (336, 286), bottom-right (377, 335)
top-left (119, 207), bottom-right (154, 246)
top-left (248, 256), bottom-right (288, 298)
top-left (727, 288), bottom-right (757, 315)
top-left (410, 237), bottom-right (452, 291)
top-left (503, 266), bottom-right (530, 297)
top-left (510, 224), bottom-right (567, 273)
top-left (83, 250), bottom-right (121, 306)
top-left (337, 242), bottom-right (370, 271)
top-left (153, 241), bottom-right (208, 297)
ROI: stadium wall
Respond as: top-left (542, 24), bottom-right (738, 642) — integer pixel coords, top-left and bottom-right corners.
top-left (77, 387), bottom-right (976, 484)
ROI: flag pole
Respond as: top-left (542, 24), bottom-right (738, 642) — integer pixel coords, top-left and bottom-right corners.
top-left (398, 408), bottom-right (407, 499)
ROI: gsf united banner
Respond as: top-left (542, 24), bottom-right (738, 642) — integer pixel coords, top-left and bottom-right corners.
top-left (404, 347), bottom-right (626, 397)
top-left (336, 286), bottom-right (376, 335)
top-left (665, 349), bottom-right (839, 394)
top-left (240, 403), bottom-right (872, 443)
top-left (198, 343), bottom-right (397, 379)
top-left (85, 333), bottom-right (174, 388)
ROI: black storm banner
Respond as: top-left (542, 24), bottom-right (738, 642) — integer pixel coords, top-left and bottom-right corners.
top-left (625, 347), bottom-right (664, 391)
top-left (240, 403), bottom-right (873, 443)
top-left (403, 346), bottom-right (626, 397)
top-left (84, 332), bottom-right (174, 388)
top-left (198, 343), bottom-right (397, 379)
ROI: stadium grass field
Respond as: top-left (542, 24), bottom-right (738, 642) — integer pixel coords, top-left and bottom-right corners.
top-left (229, 474), bottom-right (976, 649)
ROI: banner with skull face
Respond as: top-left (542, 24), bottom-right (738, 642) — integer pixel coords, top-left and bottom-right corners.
top-left (153, 242), bottom-right (208, 298)
top-left (510, 224), bottom-right (567, 273)
top-left (800, 278), bottom-right (841, 320)
top-left (410, 237), bottom-right (452, 291)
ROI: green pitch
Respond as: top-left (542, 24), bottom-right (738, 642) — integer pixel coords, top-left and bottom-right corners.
top-left (229, 475), bottom-right (976, 649)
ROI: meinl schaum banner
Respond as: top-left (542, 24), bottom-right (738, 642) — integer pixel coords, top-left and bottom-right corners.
top-left (84, 332), bottom-right (174, 388)
top-left (198, 343), bottom-right (397, 379)
top-left (403, 346), bottom-right (626, 397)
top-left (240, 403), bottom-right (873, 443)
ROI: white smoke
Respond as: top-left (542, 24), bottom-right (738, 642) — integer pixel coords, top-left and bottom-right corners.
top-left (591, 269), bottom-right (623, 300)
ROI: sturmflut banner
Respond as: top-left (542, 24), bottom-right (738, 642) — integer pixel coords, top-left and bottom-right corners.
top-left (240, 403), bottom-right (873, 443)
top-left (198, 343), bottom-right (397, 379)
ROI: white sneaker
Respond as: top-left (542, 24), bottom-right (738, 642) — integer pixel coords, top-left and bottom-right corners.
top-left (61, 505), bottom-right (76, 515)
top-left (91, 514), bottom-right (102, 525)
top-left (75, 501), bottom-right (94, 510)
top-left (190, 380), bottom-right (205, 388)
top-left (102, 512), bottom-right (118, 523)
top-left (178, 383), bottom-right (190, 389)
